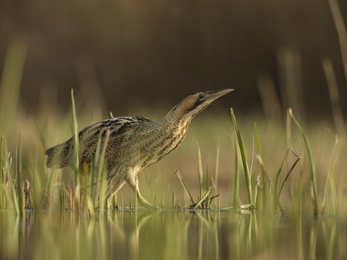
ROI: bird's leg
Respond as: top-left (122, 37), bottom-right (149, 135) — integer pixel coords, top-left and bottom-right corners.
top-left (136, 191), bottom-right (159, 209)
top-left (104, 178), bottom-right (126, 209)
top-left (125, 174), bottom-right (162, 210)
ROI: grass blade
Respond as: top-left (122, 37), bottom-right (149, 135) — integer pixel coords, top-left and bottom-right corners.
top-left (321, 135), bottom-right (339, 214)
top-left (17, 136), bottom-right (23, 213)
top-left (206, 165), bottom-right (210, 208)
top-left (71, 89), bottom-right (80, 188)
top-left (214, 145), bottom-right (220, 190)
top-left (232, 139), bottom-right (239, 210)
top-left (289, 108), bottom-right (319, 215)
top-left (7, 153), bottom-right (19, 214)
top-left (254, 122), bottom-right (263, 159)
top-left (197, 143), bottom-right (203, 201)
top-left (0, 136), bottom-right (3, 184)
top-left (213, 119), bottom-right (235, 142)
top-left (97, 130), bottom-right (111, 210)
top-left (91, 133), bottom-right (102, 204)
top-left (254, 122), bottom-right (270, 211)
top-left (230, 108), bottom-right (252, 205)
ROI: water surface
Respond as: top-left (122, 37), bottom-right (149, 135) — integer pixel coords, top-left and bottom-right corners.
top-left (0, 209), bottom-right (345, 260)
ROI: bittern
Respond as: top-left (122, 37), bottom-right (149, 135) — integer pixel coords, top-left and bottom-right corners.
top-left (45, 89), bottom-right (233, 209)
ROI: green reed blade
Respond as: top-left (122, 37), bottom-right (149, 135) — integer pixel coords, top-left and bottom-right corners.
top-left (206, 164), bottom-right (209, 190)
top-left (206, 165), bottom-right (210, 209)
top-left (7, 153), bottom-right (19, 214)
top-left (233, 137), bottom-right (239, 210)
top-left (289, 109), bottom-right (319, 215)
top-left (97, 130), bottom-right (111, 210)
top-left (0, 136), bottom-right (3, 184)
top-left (249, 136), bottom-right (255, 178)
top-left (175, 170), bottom-right (195, 205)
top-left (91, 133), bottom-right (102, 204)
top-left (17, 136), bottom-right (23, 212)
top-left (230, 108), bottom-right (252, 205)
top-left (254, 123), bottom-right (268, 210)
top-left (31, 148), bottom-right (41, 211)
top-left (71, 89), bottom-right (80, 188)
top-left (213, 119), bottom-right (235, 143)
top-left (254, 122), bottom-right (263, 159)
top-left (321, 135), bottom-right (339, 214)
top-left (214, 145), bottom-right (220, 189)
top-left (197, 143), bottom-right (203, 201)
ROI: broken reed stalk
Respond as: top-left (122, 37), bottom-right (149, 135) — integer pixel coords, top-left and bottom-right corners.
top-left (289, 108), bottom-right (319, 215)
top-left (230, 108), bottom-right (252, 205)
top-left (193, 187), bottom-right (213, 210)
top-left (274, 150), bottom-right (290, 210)
top-left (175, 170), bottom-right (195, 205)
top-left (278, 156), bottom-right (301, 198)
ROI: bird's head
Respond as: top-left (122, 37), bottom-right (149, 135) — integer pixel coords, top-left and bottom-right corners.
top-left (165, 89), bottom-right (234, 122)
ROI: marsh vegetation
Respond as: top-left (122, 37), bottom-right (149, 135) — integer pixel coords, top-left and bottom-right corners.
top-left (1, 1), bottom-right (347, 258)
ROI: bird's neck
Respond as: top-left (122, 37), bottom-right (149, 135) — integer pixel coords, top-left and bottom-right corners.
top-left (161, 103), bottom-right (186, 124)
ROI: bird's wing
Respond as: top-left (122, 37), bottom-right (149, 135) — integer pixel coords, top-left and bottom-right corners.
top-left (45, 116), bottom-right (150, 169)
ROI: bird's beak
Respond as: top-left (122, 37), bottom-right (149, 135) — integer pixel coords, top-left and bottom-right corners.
top-left (206, 88), bottom-right (234, 101)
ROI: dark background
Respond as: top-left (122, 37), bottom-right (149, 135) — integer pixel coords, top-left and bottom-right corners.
top-left (1, 0), bottom-right (346, 120)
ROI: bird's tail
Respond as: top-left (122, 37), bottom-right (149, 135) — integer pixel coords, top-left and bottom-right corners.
top-left (45, 144), bottom-right (67, 169)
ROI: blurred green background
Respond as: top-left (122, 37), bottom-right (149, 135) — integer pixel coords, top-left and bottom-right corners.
top-left (1, 0), bottom-right (346, 119)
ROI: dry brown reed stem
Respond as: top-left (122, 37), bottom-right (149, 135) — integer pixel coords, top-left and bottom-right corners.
top-left (328, 0), bottom-right (347, 82)
top-left (0, 35), bottom-right (28, 136)
top-left (277, 46), bottom-right (305, 121)
top-left (286, 109), bottom-right (292, 149)
top-left (322, 58), bottom-right (345, 139)
top-left (24, 180), bottom-right (33, 210)
top-left (257, 73), bottom-right (282, 122)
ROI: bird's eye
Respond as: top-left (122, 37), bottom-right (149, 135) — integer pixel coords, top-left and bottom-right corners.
top-left (198, 93), bottom-right (204, 99)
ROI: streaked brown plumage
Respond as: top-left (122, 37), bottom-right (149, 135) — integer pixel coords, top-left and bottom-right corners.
top-left (45, 89), bottom-right (233, 209)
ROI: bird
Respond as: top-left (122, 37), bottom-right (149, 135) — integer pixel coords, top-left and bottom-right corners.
top-left (45, 89), bottom-right (233, 209)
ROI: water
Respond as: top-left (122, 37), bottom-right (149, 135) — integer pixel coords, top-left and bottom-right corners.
top-left (0, 209), bottom-right (346, 260)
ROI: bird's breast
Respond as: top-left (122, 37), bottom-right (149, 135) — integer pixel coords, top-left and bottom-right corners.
top-left (138, 120), bottom-right (190, 170)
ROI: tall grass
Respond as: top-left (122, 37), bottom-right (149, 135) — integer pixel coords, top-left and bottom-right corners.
top-left (71, 89), bottom-right (80, 192)
top-left (230, 108), bottom-right (253, 206)
top-left (289, 109), bottom-right (319, 215)
top-left (0, 25), bottom-right (347, 260)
